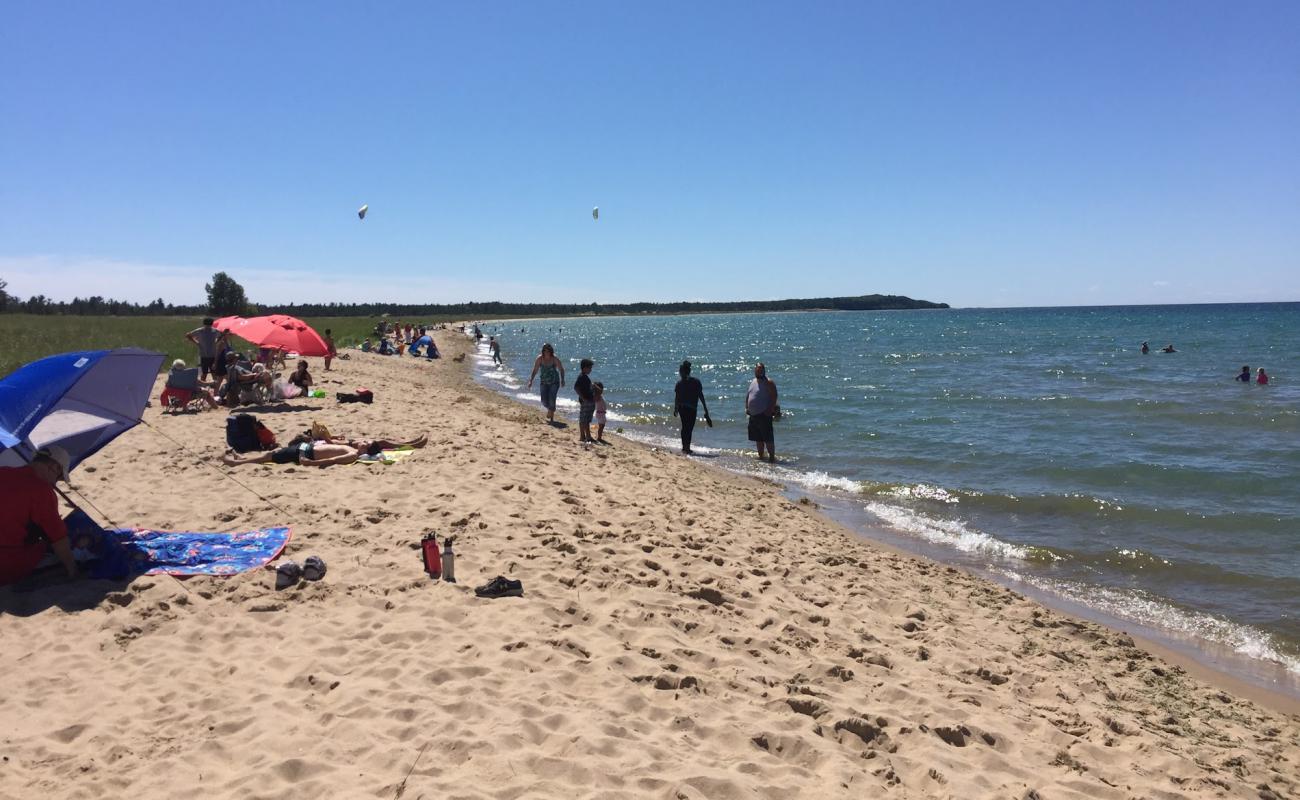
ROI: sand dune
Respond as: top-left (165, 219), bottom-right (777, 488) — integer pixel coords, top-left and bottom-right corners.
top-left (2, 330), bottom-right (1297, 799)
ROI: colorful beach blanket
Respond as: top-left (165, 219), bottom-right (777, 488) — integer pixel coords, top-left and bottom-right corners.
top-left (68, 510), bottom-right (292, 578)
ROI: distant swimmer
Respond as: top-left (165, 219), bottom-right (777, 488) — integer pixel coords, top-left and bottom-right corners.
top-left (1257, 368), bottom-right (1269, 385)
top-left (1141, 341), bottom-right (1150, 354)
top-left (1162, 344), bottom-right (1176, 353)
top-left (1237, 366), bottom-right (1251, 382)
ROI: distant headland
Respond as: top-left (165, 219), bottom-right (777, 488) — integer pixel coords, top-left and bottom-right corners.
top-left (265, 294), bottom-right (950, 319)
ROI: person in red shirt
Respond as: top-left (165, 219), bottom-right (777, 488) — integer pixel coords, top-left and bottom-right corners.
top-left (0, 446), bottom-right (79, 585)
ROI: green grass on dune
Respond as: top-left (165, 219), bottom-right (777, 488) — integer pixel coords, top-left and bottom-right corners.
top-left (0, 314), bottom-right (469, 377)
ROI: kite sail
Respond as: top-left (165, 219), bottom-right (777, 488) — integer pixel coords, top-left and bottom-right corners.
top-left (358, 204), bottom-right (368, 220)
top-left (592, 206), bottom-right (599, 221)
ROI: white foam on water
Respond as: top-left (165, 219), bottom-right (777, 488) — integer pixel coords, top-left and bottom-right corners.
top-left (862, 501), bottom-right (1034, 560)
top-left (618, 429), bottom-right (733, 455)
top-left (999, 570), bottom-right (1300, 676)
top-left (771, 467), bottom-right (861, 494)
top-left (881, 483), bottom-right (961, 504)
top-left (510, 391), bottom-right (579, 410)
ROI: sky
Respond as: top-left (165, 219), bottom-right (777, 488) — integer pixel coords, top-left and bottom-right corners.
top-left (1, 1), bottom-right (1297, 309)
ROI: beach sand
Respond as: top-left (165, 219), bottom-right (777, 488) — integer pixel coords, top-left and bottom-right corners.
top-left (2, 330), bottom-right (1297, 799)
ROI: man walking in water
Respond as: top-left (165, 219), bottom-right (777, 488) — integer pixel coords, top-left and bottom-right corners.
top-left (745, 362), bottom-right (778, 463)
top-left (673, 360), bottom-right (711, 455)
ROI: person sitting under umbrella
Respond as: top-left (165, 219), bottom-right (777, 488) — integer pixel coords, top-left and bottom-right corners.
top-left (0, 446), bottom-right (79, 584)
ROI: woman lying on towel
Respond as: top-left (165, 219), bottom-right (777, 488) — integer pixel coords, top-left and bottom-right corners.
top-left (293, 424), bottom-right (428, 457)
top-left (223, 441), bottom-right (359, 468)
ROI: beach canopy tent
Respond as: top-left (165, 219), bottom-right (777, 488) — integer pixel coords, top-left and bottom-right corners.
top-left (0, 348), bottom-right (164, 473)
top-left (213, 315), bottom-right (329, 357)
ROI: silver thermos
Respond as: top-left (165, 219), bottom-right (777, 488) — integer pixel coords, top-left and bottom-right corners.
top-left (442, 537), bottom-right (456, 583)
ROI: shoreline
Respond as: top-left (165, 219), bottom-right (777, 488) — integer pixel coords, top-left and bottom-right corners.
top-left (1, 328), bottom-right (1296, 798)
top-left (468, 329), bottom-right (1300, 714)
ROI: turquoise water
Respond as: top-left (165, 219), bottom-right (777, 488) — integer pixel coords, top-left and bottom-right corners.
top-left (471, 305), bottom-right (1300, 690)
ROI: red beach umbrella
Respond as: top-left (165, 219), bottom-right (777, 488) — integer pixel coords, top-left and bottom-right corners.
top-left (214, 315), bottom-right (329, 357)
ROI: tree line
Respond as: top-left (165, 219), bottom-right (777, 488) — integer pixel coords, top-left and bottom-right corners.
top-left (0, 273), bottom-right (947, 318)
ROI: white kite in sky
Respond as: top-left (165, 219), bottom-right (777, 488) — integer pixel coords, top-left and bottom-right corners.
top-left (592, 206), bottom-right (599, 221)
top-left (358, 204), bottom-right (368, 220)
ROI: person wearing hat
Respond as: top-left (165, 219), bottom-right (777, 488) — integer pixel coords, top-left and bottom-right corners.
top-left (0, 446), bottom-right (79, 584)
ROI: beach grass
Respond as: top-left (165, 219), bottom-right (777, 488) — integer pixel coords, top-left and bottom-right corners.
top-left (0, 314), bottom-right (467, 377)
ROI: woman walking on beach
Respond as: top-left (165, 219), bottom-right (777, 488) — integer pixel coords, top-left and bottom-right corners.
top-left (673, 360), bottom-right (711, 455)
top-left (526, 342), bottom-right (566, 424)
top-left (745, 362), bottom-right (778, 463)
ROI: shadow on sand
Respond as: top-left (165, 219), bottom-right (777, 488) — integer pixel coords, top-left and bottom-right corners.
top-left (0, 569), bottom-right (133, 618)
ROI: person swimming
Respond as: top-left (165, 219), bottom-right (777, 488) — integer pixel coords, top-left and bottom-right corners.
top-left (1141, 341), bottom-right (1150, 354)
top-left (1257, 368), bottom-right (1269, 385)
top-left (1237, 366), bottom-right (1251, 382)
top-left (1162, 344), bottom-right (1176, 353)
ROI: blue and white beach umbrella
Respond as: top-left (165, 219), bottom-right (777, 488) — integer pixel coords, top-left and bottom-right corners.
top-left (0, 348), bottom-right (164, 473)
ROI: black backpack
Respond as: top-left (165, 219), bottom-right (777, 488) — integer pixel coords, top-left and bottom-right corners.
top-left (226, 413), bottom-right (275, 453)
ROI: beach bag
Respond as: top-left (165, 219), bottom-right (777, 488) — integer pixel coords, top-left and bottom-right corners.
top-left (255, 420), bottom-right (277, 449)
top-left (226, 414), bottom-right (276, 453)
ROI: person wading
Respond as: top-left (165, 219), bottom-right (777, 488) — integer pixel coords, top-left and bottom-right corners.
top-left (526, 343), bottom-right (566, 424)
top-left (745, 362), bottom-right (778, 463)
top-left (673, 360), bottom-right (711, 455)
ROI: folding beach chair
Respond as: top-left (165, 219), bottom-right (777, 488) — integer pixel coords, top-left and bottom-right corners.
top-left (161, 368), bottom-right (207, 414)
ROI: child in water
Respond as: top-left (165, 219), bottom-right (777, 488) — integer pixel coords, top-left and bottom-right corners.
top-left (1257, 368), bottom-right (1269, 385)
top-left (593, 382), bottom-right (607, 443)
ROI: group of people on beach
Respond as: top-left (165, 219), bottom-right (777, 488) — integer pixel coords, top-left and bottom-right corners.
top-left (524, 344), bottom-right (608, 444)
top-left (521, 341), bottom-right (779, 462)
top-left (362, 321), bottom-right (441, 359)
top-left (169, 319), bottom-right (328, 409)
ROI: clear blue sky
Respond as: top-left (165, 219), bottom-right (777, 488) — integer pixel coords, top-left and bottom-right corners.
top-left (2, 1), bottom-right (1297, 308)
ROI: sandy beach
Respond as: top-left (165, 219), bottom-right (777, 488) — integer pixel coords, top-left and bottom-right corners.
top-left (1, 329), bottom-right (1297, 800)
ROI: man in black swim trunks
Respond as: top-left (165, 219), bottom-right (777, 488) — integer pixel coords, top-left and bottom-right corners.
top-left (745, 362), bottom-right (778, 463)
top-left (223, 441), bottom-right (359, 468)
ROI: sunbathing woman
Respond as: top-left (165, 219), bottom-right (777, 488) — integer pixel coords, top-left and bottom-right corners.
top-left (297, 429), bottom-right (428, 457)
top-left (223, 441), bottom-right (359, 468)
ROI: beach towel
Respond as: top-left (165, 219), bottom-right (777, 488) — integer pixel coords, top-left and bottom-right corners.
top-left (354, 447), bottom-right (416, 465)
top-left (73, 515), bottom-right (291, 578)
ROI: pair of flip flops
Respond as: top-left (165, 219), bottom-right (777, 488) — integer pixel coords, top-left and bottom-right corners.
top-left (275, 556), bottom-right (327, 589)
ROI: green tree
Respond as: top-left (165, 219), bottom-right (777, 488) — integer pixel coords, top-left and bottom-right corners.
top-left (205, 272), bottom-right (249, 316)
top-left (0, 277), bottom-right (9, 312)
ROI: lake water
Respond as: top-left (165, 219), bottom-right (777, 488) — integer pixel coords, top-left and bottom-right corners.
top-left (468, 304), bottom-right (1300, 695)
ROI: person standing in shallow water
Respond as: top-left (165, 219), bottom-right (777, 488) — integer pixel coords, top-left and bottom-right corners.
top-left (673, 360), bottom-right (711, 455)
top-left (574, 358), bottom-right (597, 444)
top-left (745, 362), bottom-right (778, 463)
top-left (526, 343), bottom-right (565, 424)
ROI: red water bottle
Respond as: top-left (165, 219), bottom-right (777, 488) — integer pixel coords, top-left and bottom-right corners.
top-left (421, 533), bottom-right (442, 578)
